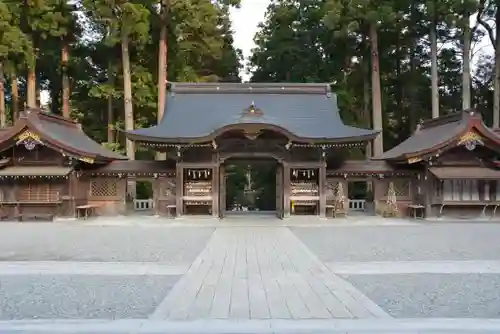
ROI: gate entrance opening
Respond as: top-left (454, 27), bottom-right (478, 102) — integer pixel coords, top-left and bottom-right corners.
top-left (220, 158), bottom-right (282, 218)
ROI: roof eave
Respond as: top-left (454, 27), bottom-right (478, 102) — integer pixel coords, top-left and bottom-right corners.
top-left (127, 130), bottom-right (379, 145)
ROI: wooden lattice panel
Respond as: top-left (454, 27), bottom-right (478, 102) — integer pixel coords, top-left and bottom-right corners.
top-left (18, 183), bottom-right (61, 202)
top-left (90, 179), bottom-right (118, 197)
top-left (392, 179), bottom-right (411, 197)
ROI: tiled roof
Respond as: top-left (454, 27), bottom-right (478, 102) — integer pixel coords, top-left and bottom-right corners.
top-left (128, 83), bottom-right (378, 143)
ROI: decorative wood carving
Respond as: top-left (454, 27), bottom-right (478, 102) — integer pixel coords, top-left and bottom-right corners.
top-left (79, 156), bottom-right (95, 164)
top-left (457, 131), bottom-right (484, 151)
top-left (162, 179), bottom-right (176, 197)
top-left (242, 101), bottom-right (264, 117)
top-left (383, 181), bottom-right (399, 217)
top-left (333, 182), bottom-right (347, 217)
top-left (16, 130), bottom-right (43, 151)
top-left (407, 156), bottom-right (422, 164)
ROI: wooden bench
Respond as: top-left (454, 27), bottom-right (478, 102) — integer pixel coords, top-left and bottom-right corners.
top-left (408, 204), bottom-right (425, 219)
top-left (16, 213), bottom-right (54, 221)
top-left (12, 201), bottom-right (60, 222)
top-left (76, 204), bottom-right (101, 219)
top-left (165, 204), bottom-right (176, 218)
top-left (439, 201), bottom-right (498, 218)
top-left (0, 204), bottom-right (10, 220)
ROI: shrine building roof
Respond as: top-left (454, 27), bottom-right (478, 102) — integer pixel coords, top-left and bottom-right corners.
top-left (0, 108), bottom-right (126, 163)
top-left (126, 82), bottom-right (379, 144)
top-left (375, 109), bottom-right (500, 163)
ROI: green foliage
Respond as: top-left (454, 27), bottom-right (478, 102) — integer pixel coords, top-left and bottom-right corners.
top-left (250, 0), bottom-right (498, 150)
top-left (0, 0), bottom-right (242, 149)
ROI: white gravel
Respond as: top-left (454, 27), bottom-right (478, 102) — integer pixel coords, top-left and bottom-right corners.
top-left (0, 275), bottom-right (180, 319)
top-left (0, 224), bottom-right (215, 263)
top-left (292, 223), bottom-right (500, 262)
top-left (342, 273), bottom-right (500, 318)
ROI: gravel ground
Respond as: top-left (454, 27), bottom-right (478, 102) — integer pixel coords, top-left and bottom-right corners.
top-left (0, 225), bottom-right (214, 263)
top-left (292, 223), bottom-right (500, 262)
top-left (0, 275), bottom-right (180, 320)
top-left (342, 273), bottom-right (500, 318)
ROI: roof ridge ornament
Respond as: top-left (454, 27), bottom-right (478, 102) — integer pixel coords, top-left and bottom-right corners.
top-left (242, 101), bottom-right (263, 116)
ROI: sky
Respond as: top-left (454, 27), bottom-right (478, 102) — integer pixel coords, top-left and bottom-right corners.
top-left (229, 0), bottom-right (270, 81)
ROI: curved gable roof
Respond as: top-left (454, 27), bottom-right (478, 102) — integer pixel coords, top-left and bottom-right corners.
top-left (127, 83), bottom-right (378, 143)
top-left (376, 110), bottom-right (500, 162)
top-left (0, 109), bottom-right (126, 162)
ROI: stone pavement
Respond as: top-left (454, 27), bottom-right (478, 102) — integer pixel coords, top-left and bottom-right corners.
top-left (149, 227), bottom-right (389, 321)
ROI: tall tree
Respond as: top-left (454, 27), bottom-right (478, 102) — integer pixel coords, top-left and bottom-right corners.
top-left (477, 0), bottom-right (499, 126)
top-left (325, 0), bottom-right (399, 157)
top-left (0, 1), bottom-right (32, 123)
top-left (425, 0), bottom-right (447, 118)
top-left (82, 0), bottom-right (152, 161)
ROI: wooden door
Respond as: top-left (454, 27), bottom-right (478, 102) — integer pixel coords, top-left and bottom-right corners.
top-left (219, 164), bottom-right (226, 218)
top-left (275, 163), bottom-right (283, 219)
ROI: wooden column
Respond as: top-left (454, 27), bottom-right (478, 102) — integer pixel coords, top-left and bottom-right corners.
top-left (424, 168), bottom-right (432, 218)
top-left (219, 164), bottom-right (226, 218)
top-left (153, 178), bottom-right (160, 216)
top-left (319, 163), bottom-right (326, 218)
top-left (212, 163), bottom-right (220, 218)
top-left (175, 163), bottom-right (183, 216)
top-left (283, 162), bottom-right (291, 218)
top-left (275, 164), bottom-right (283, 218)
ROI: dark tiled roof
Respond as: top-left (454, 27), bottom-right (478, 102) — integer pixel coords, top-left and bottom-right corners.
top-left (33, 113), bottom-right (125, 161)
top-left (376, 110), bottom-right (500, 161)
top-left (128, 83), bottom-right (378, 143)
top-left (335, 160), bottom-right (396, 172)
top-left (88, 160), bottom-right (175, 173)
top-left (377, 120), bottom-right (466, 160)
top-left (429, 166), bottom-right (500, 179)
top-left (0, 166), bottom-right (73, 176)
top-left (0, 109), bottom-right (126, 162)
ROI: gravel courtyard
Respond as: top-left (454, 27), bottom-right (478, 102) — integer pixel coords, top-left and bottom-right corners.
top-left (0, 219), bottom-right (499, 333)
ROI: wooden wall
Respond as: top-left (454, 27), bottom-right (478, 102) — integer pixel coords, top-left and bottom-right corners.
top-left (85, 177), bottom-right (127, 215)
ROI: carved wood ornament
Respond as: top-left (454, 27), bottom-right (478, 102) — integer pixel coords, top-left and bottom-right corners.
top-left (457, 131), bottom-right (484, 151)
top-left (242, 101), bottom-right (264, 117)
top-left (16, 130), bottom-right (42, 151)
top-left (407, 156), bottom-right (422, 164)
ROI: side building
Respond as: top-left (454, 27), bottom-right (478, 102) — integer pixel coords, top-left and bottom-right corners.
top-left (375, 109), bottom-right (500, 218)
top-left (0, 108), bottom-right (128, 220)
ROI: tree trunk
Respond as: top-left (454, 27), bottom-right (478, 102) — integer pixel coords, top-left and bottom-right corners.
top-left (107, 65), bottom-right (114, 143)
top-left (23, 0), bottom-right (36, 109)
top-left (11, 72), bottom-right (19, 122)
top-left (363, 66), bottom-right (372, 159)
top-left (408, 0), bottom-right (419, 132)
top-left (121, 31), bottom-right (136, 197)
top-left (27, 67), bottom-right (36, 108)
top-left (0, 63), bottom-right (5, 127)
top-left (430, 11), bottom-right (439, 118)
top-left (493, 4), bottom-right (500, 127)
top-left (363, 56), bottom-right (372, 192)
top-left (369, 23), bottom-right (383, 157)
top-left (61, 40), bottom-right (70, 118)
top-left (156, 0), bottom-right (169, 161)
top-left (462, 13), bottom-right (471, 110)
